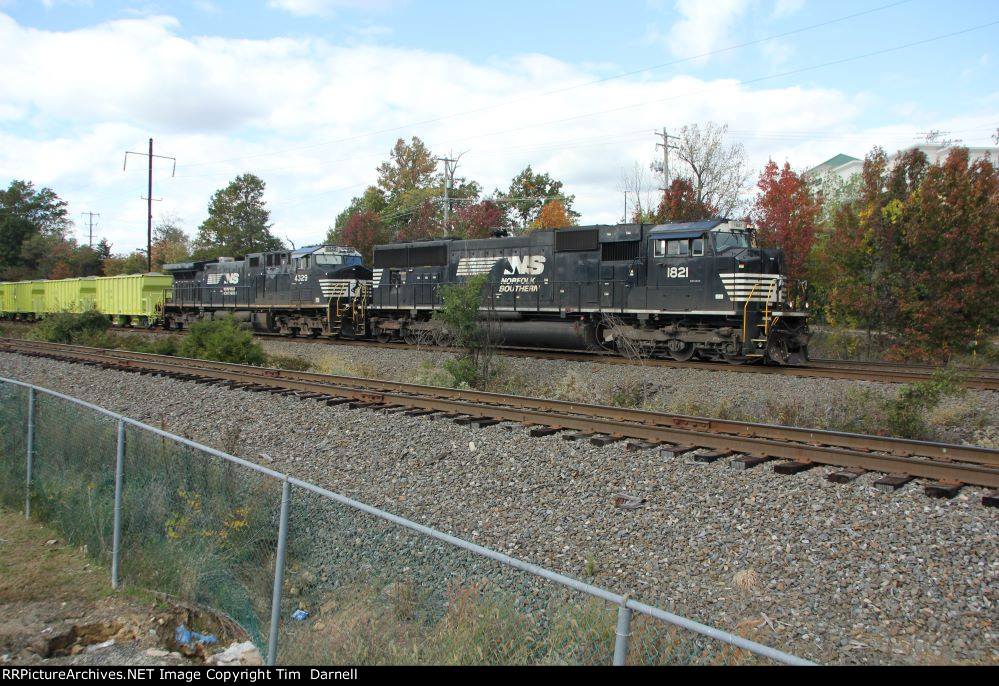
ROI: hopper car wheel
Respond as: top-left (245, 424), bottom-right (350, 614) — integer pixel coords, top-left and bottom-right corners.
top-left (722, 354), bottom-right (746, 365)
top-left (403, 333), bottom-right (418, 345)
top-left (376, 331), bottom-right (392, 344)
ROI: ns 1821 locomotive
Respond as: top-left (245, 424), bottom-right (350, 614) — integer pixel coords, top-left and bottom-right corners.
top-left (366, 219), bottom-right (809, 365)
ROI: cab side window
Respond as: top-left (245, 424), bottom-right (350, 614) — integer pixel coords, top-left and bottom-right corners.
top-left (667, 240), bottom-right (689, 256)
top-left (653, 239), bottom-right (666, 257)
top-left (691, 238), bottom-right (704, 256)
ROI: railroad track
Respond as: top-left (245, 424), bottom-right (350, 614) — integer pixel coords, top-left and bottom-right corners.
top-left (3, 337), bottom-right (997, 507)
top-left (4, 320), bottom-right (998, 390)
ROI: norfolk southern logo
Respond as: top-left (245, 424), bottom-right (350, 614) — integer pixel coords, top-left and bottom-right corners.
top-left (206, 272), bottom-right (240, 285)
top-left (499, 255), bottom-right (546, 293)
top-left (504, 255), bottom-right (545, 276)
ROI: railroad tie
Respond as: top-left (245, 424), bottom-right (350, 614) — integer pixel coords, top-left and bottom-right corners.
top-left (659, 444), bottom-right (697, 459)
top-left (983, 491), bottom-right (999, 508)
top-left (729, 454), bottom-right (774, 470)
top-left (773, 460), bottom-right (816, 475)
top-left (694, 449), bottom-right (734, 463)
top-left (827, 467), bottom-right (867, 483)
top-left (590, 435), bottom-right (624, 447)
top-left (529, 427), bottom-right (561, 438)
top-left (873, 473), bottom-right (913, 492)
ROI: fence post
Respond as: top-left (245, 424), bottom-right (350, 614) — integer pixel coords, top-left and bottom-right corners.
top-left (267, 479), bottom-right (292, 666)
top-left (25, 387), bottom-right (34, 520)
top-left (111, 419), bottom-right (125, 589)
top-left (613, 602), bottom-right (632, 666)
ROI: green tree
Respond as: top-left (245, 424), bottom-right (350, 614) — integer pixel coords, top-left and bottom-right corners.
top-left (0, 180), bottom-right (72, 279)
top-left (498, 166), bottom-right (578, 229)
top-left (194, 173), bottom-right (282, 259)
top-left (433, 274), bottom-right (500, 389)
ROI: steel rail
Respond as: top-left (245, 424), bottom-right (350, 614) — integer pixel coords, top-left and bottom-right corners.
top-left (4, 338), bottom-right (997, 469)
top-left (3, 324), bottom-right (997, 390)
top-left (3, 339), bottom-right (998, 489)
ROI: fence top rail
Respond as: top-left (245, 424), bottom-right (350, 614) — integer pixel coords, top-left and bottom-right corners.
top-left (0, 375), bottom-right (815, 666)
top-left (0, 375), bottom-right (288, 482)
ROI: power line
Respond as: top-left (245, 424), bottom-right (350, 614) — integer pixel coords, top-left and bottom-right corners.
top-left (180, 0), bottom-right (915, 170)
top-left (80, 212), bottom-right (99, 248)
top-left (123, 138), bottom-right (176, 272)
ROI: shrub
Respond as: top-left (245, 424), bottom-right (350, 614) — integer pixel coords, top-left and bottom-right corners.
top-left (29, 310), bottom-right (110, 344)
top-left (177, 317), bottom-right (267, 366)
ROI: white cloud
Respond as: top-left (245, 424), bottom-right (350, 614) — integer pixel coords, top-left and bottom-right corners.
top-left (772, 0), bottom-right (805, 18)
top-left (665, 0), bottom-right (751, 60)
top-left (267, 0), bottom-right (399, 17)
top-left (0, 11), bottom-right (974, 254)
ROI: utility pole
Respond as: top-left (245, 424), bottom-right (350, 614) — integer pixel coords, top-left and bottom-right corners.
top-left (80, 212), bottom-right (100, 248)
top-left (437, 151), bottom-right (468, 233)
top-left (652, 128), bottom-right (680, 190)
top-left (124, 138), bottom-right (176, 272)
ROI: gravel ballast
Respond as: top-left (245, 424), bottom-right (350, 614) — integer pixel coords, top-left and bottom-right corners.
top-left (1, 348), bottom-right (996, 666)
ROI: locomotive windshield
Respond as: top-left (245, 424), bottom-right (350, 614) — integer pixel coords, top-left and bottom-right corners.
top-left (713, 230), bottom-right (753, 252)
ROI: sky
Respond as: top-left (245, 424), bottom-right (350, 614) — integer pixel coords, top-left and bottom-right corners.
top-left (0, 0), bottom-right (996, 255)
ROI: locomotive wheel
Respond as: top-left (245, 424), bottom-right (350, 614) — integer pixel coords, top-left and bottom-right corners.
top-left (722, 354), bottom-right (746, 365)
top-left (669, 343), bottom-right (696, 362)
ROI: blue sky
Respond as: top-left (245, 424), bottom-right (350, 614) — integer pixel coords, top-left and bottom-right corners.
top-left (0, 0), bottom-right (996, 254)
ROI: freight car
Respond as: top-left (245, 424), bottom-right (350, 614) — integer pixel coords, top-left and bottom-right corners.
top-left (367, 220), bottom-right (810, 365)
top-left (161, 244), bottom-right (371, 337)
top-left (0, 273), bottom-right (173, 326)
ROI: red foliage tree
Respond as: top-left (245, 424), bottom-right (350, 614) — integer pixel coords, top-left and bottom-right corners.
top-left (336, 210), bottom-right (388, 265)
top-left (453, 200), bottom-right (506, 239)
top-left (651, 179), bottom-right (717, 223)
top-left (750, 160), bottom-right (820, 279)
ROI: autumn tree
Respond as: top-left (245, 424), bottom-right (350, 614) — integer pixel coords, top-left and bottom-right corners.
top-left (672, 122), bottom-right (749, 217)
top-left (750, 160), bottom-right (821, 279)
top-left (377, 137), bottom-right (438, 196)
top-left (103, 251), bottom-right (150, 276)
top-left (651, 178), bottom-right (717, 223)
top-left (822, 146), bottom-right (999, 360)
top-left (194, 173), bottom-right (282, 259)
top-left (326, 210), bottom-right (388, 265)
top-left (530, 199), bottom-right (573, 231)
top-left (452, 200), bottom-right (508, 239)
top-left (498, 166), bottom-right (578, 229)
top-left (151, 215), bottom-right (192, 269)
top-left (888, 148), bottom-right (999, 359)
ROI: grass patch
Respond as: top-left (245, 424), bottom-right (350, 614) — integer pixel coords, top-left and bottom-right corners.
top-left (313, 353), bottom-right (382, 379)
top-left (266, 354), bottom-right (313, 372)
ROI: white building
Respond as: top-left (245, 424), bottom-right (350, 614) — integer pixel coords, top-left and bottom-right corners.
top-left (807, 144), bottom-right (997, 183)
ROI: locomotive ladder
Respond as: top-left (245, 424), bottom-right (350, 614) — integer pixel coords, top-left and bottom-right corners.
top-left (742, 279), bottom-right (779, 359)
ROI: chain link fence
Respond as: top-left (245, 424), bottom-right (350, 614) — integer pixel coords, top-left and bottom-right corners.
top-left (0, 376), bottom-right (814, 666)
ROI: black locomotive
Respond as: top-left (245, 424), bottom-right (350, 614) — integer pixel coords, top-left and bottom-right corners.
top-left (161, 220), bottom-right (810, 365)
top-left (368, 220), bottom-right (809, 364)
top-left (162, 245), bottom-right (371, 337)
